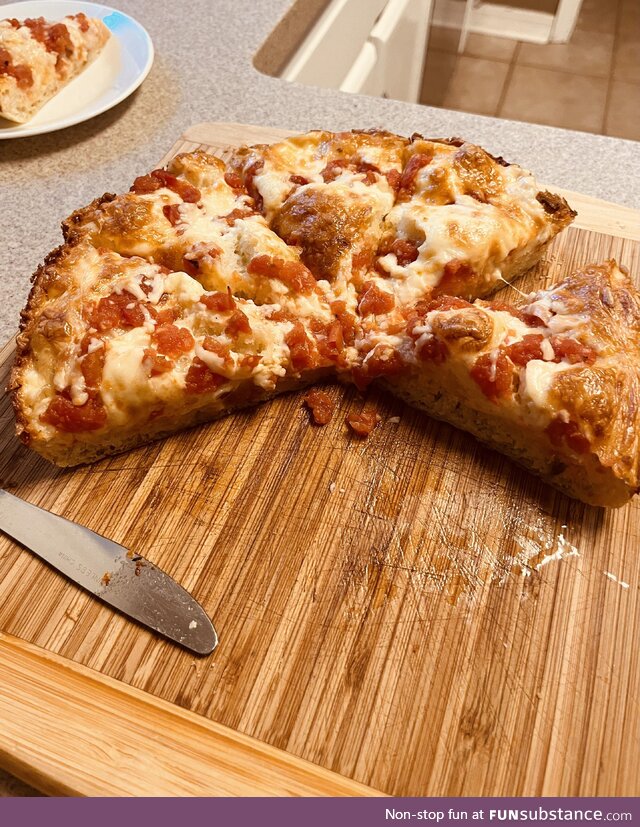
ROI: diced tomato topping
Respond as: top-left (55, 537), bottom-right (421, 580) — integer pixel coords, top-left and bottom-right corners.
top-left (148, 304), bottom-right (178, 325)
top-left (130, 170), bottom-right (200, 202)
top-left (201, 288), bottom-right (236, 312)
top-left (162, 204), bottom-right (182, 226)
top-left (379, 237), bottom-right (420, 267)
top-left (88, 291), bottom-right (145, 331)
top-left (358, 282), bottom-right (395, 316)
top-left (8, 19), bottom-right (20, 29)
top-left (398, 153), bottom-right (433, 199)
top-left (488, 300), bottom-right (545, 328)
top-left (321, 159), bottom-right (348, 183)
top-left (286, 322), bottom-right (315, 371)
top-left (240, 354), bottom-right (260, 370)
top-left (267, 307), bottom-right (297, 323)
top-left (550, 336), bottom-right (597, 365)
top-left (546, 418), bottom-right (591, 454)
top-left (427, 295), bottom-right (472, 313)
top-left (438, 259), bottom-right (475, 294)
top-left (184, 242), bottom-right (223, 267)
top-left (152, 324), bottom-right (194, 358)
top-left (0, 48), bottom-right (33, 87)
top-left (24, 19), bottom-right (72, 63)
top-left (330, 300), bottom-right (358, 347)
top-left (248, 255), bottom-right (316, 294)
top-left (416, 336), bottom-right (449, 363)
top-left (470, 352), bottom-right (513, 402)
top-left (384, 168), bottom-right (401, 191)
top-left (313, 319), bottom-right (344, 362)
top-left (184, 358), bottom-right (227, 394)
top-left (202, 336), bottom-right (233, 366)
top-left (73, 12), bottom-right (90, 32)
top-left (224, 171), bottom-right (244, 190)
top-left (304, 389), bottom-right (335, 425)
top-left (505, 334), bottom-right (545, 367)
top-left (366, 346), bottom-right (407, 377)
top-left (244, 159), bottom-right (264, 211)
top-left (346, 409), bottom-right (379, 437)
top-left (352, 249), bottom-right (374, 273)
top-left (355, 161), bottom-right (378, 185)
top-left (81, 348), bottom-right (105, 391)
top-left (221, 207), bottom-right (256, 226)
top-left (143, 348), bottom-right (174, 377)
top-left (41, 394), bottom-right (107, 432)
top-left (225, 309), bottom-right (251, 337)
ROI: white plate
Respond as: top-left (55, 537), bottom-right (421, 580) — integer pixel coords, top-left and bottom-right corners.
top-left (0, 1), bottom-right (153, 139)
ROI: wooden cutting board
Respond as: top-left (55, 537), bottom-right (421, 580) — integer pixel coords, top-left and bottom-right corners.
top-left (1, 122), bottom-right (639, 797)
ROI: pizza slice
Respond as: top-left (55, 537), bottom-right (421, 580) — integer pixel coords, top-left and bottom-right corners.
top-left (0, 14), bottom-right (109, 123)
top-left (365, 136), bottom-right (576, 307)
top-left (229, 130), bottom-right (408, 313)
top-left (10, 241), bottom-right (339, 466)
top-left (64, 151), bottom-right (340, 319)
top-left (358, 261), bottom-right (640, 507)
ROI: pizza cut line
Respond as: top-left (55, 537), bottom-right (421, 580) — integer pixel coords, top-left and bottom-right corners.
top-left (10, 129), bottom-right (640, 507)
top-left (0, 14), bottom-right (109, 123)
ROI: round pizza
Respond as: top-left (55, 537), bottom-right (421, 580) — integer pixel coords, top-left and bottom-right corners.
top-left (11, 129), bottom-right (640, 507)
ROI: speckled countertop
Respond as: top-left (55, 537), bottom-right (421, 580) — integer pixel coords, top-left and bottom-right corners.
top-left (1, 0), bottom-right (639, 348)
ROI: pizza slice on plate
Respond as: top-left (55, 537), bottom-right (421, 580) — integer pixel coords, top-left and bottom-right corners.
top-left (365, 261), bottom-right (640, 507)
top-left (0, 14), bottom-right (109, 123)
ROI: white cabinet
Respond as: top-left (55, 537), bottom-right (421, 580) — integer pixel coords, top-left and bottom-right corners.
top-left (282, 0), bottom-right (388, 89)
top-left (282, 0), bottom-right (434, 103)
top-left (341, 42), bottom-right (384, 96)
top-left (371, 0), bottom-right (432, 102)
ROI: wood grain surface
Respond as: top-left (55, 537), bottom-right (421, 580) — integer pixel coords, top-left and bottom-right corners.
top-left (0, 123), bottom-right (639, 797)
top-left (0, 632), bottom-right (381, 796)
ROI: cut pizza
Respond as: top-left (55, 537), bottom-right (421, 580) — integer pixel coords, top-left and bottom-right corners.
top-left (362, 261), bottom-right (640, 507)
top-left (0, 14), bottom-right (109, 123)
top-left (10, 130), bottom-right (639, 506)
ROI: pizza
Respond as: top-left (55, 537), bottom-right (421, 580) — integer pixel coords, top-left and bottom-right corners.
top-left (10, 129), bottom-right (640, 506)
top-left (0, 14), bottom-right (109, 123)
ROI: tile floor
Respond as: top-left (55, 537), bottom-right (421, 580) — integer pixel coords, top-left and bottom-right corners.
top-left (421, 0), bottom-right (640, 141)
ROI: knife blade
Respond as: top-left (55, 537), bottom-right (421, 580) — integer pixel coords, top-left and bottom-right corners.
top-left (0, 489), bottom-right (217, 655)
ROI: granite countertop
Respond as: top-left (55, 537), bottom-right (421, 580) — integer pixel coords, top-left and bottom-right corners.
top-left (1, 0), bottom-right (639, 350)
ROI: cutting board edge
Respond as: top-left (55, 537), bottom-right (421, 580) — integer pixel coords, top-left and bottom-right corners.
top-left (0, 632), bottom-right (385, 797)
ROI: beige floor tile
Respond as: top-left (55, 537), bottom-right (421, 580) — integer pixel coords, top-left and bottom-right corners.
top-left (613, 36), bottom-right (640, 83)
top-left (463, 33), bottom-right (518, 62)
top-left (499, 65), bottom-right (608, 133)
top-left (442, 56), bottom-right (510, 117)
top-left (576, 0), bottom-right (619, 34)
top-left (517, 28), bottom-right (614, 78)
top-left (427, 25), bottom-right (460, 53)
top-left (420, 50), bottom-right (459, 107)
top-left (605, 80), bottom-right (640, 140)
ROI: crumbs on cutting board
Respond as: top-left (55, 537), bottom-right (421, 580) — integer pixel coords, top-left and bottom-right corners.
top-left (603, 571), bottom-right (630, 589)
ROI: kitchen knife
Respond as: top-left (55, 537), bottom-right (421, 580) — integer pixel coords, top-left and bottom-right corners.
top-left (0, 489), bottom-right (217, 655)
